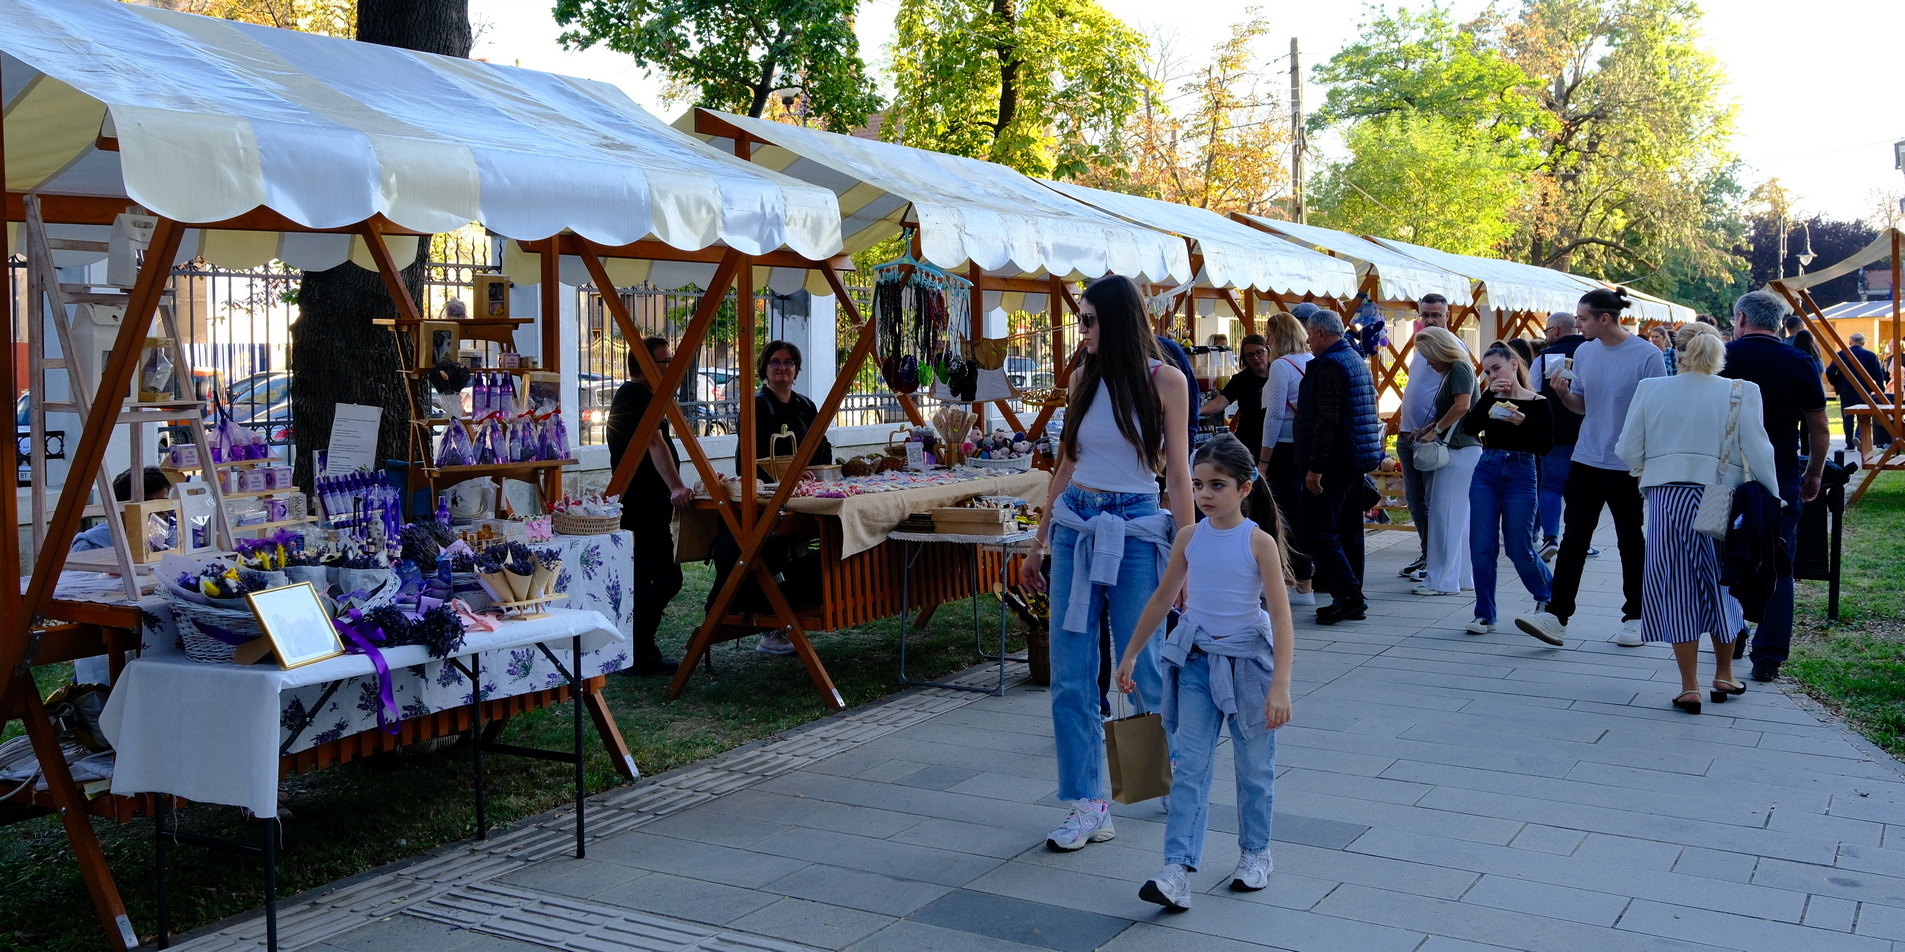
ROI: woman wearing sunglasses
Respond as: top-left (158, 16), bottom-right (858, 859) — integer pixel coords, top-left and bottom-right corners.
top-left (1022, 276), bottom-right (1194, 853)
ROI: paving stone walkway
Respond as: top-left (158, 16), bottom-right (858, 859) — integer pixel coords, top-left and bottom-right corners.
top-left (176, 521), bottom-right (1905, 952)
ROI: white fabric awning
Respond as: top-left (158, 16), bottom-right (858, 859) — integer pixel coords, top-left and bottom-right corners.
top-left (1036, 180), bottom-right (1358, 298)
top-left (1368, 236), bottom-right (1593, 316)
top-left (1773, 229), bottom-right (1902, 293)
top-left (2, 0), bottom-right (841, 264)
top-left (1240, 217), bottom-right (1472, 305)
top-left (687, 109), bottom-right (1191, 284)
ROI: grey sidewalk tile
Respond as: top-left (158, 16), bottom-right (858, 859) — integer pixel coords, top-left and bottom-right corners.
top-left (494, 857), bottom-right (647, 900)
top-left (1461, 874), bottom-right (1631, 926)
top-left (1311, 883), bottom-right (1705, 952)
top-left (1269, 765), bottom-right (1433, 806)
top-left (847, 920), bottom-right (1049, 952)
top-left (892, 818), bottom-right (1049, 859)
top-left (1754, 856), bottom-right (1905, 906)
top-left (908, 889), bottom-right (1131, 952)
top-left (641, 809), bottom-right (796, 849)
top-left (586, 831), bottom-right (812, 888)
top-left (1806, 895), bottom-right (1861, 932)
top-left (1757, 729), bottom-right (1880, 760)
top-left (1270, 813), bottom-right (1370, 851)
top-left (1829, 788), bottom-right (1905, 826)
top-left (853, 760), bottom-right (933, 783)
top-left (587, 870), bottom-right (780, 925)
top-left (1278, 726), bottom-right (1582, 779)
top-left (1382, 759), bottom-right (1772, 829)
top-left (1273, 745), bottom-right (1398, 778)
top-left (965, 858), bottom-right (1158, 921)
top-left (1705, 747), bottom-right (1905, 784)
top-left (1145, 890), bottom-right (1427, 952)
top-left (725, 898), bottom-right (895, 951)
top-left (895, 765), bottom-right (984, 791)
top-left (1670, 847), bottom-right (1761, 884)
top-left (706, 791), bottom-right (848, 826)
top-left (1564, 760), bottom-right (1832, 812)
top-left (1770, 809), bottom-right (1889, 848)
top-left (800, 804), bottom-right (932, 839)
top-left (1856, 902), bottom-right (1905, 940)
top-left (1414, 938), bottom-right (1530, 952)
top-left (761, 773), bottom-right (1061, 832)
top-left (1617, 898), bottom-right (1891, 952)
top-left (1095, 922), bottom-right (1283, 952)
top-left (1572, 833), bottom-right (1686, 871)
top-left (1838, 844), bottom-right (1905, 878)
top-left (753, 826), bottom-right (1006, 888)
top-left (329, 916), bottom-right (488, 952)
top-left (765, 863), bottom-right (955, 917)
top-left (1509, 825), bottom-right (1588, 856)
top-left (943, 771), bottom-right (1059, 804)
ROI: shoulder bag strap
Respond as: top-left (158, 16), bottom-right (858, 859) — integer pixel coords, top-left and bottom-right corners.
top-left (1278, 356), bottom-right (1306, 411)
top-left (1715, 379), bottom-right (1742, 484)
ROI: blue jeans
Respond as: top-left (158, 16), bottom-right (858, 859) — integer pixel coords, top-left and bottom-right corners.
top-left (1537, 442), bottom-right (1574, 541)
top-left (1469, 450), bottom-right (1552, 624)
top-left (1163, 652), bottom-right (1277, 870)
top-left (1750, 463), bottom-right (1805, 668)
top-left (1049, 487), bottom-right (1168, 802)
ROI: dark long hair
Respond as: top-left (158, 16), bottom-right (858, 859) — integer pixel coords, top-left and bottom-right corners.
top-left (1193, 434), bottom-right (1290, 575)
top-left (1059, 276), bottom-right (1164, 471)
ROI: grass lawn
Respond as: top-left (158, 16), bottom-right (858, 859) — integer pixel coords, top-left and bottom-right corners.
top-left (1791, 462), bottom-right (1905, 758)
top-left (0, 561), bottom-right (1029, 952)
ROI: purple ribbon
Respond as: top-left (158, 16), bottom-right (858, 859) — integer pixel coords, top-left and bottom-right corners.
top-left (334, 609), bottom-right (400, 734)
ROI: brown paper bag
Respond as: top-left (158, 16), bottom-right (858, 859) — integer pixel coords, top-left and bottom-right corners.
top-left (1105, 695), bottom-right (1172, 805)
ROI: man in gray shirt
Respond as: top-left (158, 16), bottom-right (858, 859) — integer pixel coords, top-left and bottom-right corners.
top-left (1516, 289), bottom-right (1665, 648)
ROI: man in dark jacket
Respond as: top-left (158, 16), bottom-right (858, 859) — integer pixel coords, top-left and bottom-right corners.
top-left (1294, 307), bottom-right (1385, 625)
top-left (605, 337), bottom-right (690, 676)
top-left (1826, 333), bottom-right (1890, 452)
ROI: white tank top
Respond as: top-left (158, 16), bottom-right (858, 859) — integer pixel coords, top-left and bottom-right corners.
top-left (1070, 368), bottom-right (1163, 495)
top-left (1184, 519), bottom-right (1264, 635)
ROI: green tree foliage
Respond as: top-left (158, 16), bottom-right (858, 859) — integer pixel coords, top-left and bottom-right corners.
top-left (1311, 113), bottom-right (1528, 256)
top-left (552, 0), bottom-right (882, 132)
top-left (1310, 0), bottom-right (1742, 299)
top-left (884, 0), bottom-right (1148, 178)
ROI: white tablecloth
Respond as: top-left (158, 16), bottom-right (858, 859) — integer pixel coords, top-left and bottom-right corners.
top-left (99, 609), bottom-right (622, 815)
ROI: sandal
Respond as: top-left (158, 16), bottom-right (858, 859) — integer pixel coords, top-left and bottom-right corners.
top-left (1710, 679), bottom-right (1747, 704)
top-left (1672, 691), bottom-right (1702, 715)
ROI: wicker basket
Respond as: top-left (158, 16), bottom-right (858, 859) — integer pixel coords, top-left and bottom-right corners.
top-left (553, 511), bottom-right (622, 536)
top-left (759, 430), bottom-right (800, 483)
top-left (965, 454), bottom-right (1034, 472)
top-left (160, 584), bottom-right (265, 664)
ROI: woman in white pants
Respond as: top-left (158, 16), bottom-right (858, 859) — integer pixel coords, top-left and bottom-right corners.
top-left (1410, 328), bottom-right (1481, 596)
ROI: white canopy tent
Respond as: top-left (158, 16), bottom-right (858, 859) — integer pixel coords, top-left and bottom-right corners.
top-left (1036, 180), bottom-right (1359, 302)
top-left (1368, 236), bottom-right (1597, 316)
top-left (3, 0), bottom-right (843, 272)
top-left (1237, 216), bottom-right (1472, 305)
top-left (686, 109), bottom-right (1192, 314)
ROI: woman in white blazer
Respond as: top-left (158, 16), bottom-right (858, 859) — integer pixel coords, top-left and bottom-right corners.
top-left (1616, 325), bottom-right (1779, 714)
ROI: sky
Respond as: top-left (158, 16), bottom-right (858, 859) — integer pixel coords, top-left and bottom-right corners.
top-left (469, 0), bottom-right (1905, 223)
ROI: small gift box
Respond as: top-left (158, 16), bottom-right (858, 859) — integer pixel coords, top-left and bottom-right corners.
top-left (265, 467), bottom-right (294, 490)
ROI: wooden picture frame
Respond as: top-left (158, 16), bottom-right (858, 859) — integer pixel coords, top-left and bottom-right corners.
top-left (121, 498), bottom-right (179, 564)
top-left (474, 274), bottom-right (511, 318)
top-left (420, 321), bottom-right (460, 370)
top-left (245, 582), bottom-right (346, 670)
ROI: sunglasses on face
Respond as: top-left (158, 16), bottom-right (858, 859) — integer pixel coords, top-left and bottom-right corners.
top-left (1079, 313), bottom-right (1096, 329)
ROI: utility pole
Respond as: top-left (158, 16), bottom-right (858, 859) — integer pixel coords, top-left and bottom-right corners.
top-left (1289, 37), bottom-right (1305, 224)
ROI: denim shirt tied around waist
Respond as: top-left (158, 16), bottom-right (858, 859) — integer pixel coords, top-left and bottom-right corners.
top-left (1161, 610), bottom-right (1277, 742)
top-left (1048, 501), bottom-right (1175, 635)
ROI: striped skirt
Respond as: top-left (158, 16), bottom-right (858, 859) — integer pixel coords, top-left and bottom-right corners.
top-left (1641, 485), bottom-right (1734, 645)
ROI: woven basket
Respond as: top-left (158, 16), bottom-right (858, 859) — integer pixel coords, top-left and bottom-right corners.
top-left (163, 593), bottom-right (266, 664)
top-left (759, 430), bottom-right (799, 483)
top-left (553, 511), bottom-right (622, 536)
top-left (966, 454), bottom-right (1034, 472)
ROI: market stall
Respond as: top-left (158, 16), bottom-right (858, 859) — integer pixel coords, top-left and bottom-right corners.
top-left (647, 108), bottom-right (1195, 708)
top-left (1366, 235), bottom-right (1680, 341)
top-left (1771, 228), bottom-right (1905, 503)
top-left (1, 1), bottom-right (849, 948)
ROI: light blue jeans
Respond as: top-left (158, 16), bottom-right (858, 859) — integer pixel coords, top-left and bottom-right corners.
top-left (1048, 486), bottom-right (1167, 803)
top-left (1537, 442), bottom-right (1574, 541)
top-left (1163, 652), bottom-right (1277, 870)
top-left (1469, 449), bottom-right (1552, 624)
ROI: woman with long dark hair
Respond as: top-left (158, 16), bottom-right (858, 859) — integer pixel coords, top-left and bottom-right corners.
top-left (1022, 275), bottom-right (1194, 852)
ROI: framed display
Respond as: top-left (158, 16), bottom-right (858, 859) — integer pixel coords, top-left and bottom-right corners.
top-left (245, 582), bottom-right (346, 670)
top-left (121, 499), bottom-right (179, 564)
top-left (474, 274), bottom-right (511, 318)
top-left (420, 321), bottom-right (460, 369)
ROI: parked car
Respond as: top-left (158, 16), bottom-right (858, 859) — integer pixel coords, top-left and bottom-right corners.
top-left (1004, 356), bottom-right (1055, 391)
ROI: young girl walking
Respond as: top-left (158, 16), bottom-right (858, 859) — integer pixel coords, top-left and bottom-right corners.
top-left (1115, 434), bottom-right (1295, 910)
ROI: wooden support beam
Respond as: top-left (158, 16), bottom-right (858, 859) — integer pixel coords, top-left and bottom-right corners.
top-left (540, 237), bottom-right (561, 374)
top-left (360, 220), bottom-right (424, 322)
top-left (667, 264), bottom-right (887, 709)
top-left (13, 217), bottom-right (183, 652)
top-left (604, 250), bottom-right (746, 501)
top-left (737, 255), bottom-right (757, 525)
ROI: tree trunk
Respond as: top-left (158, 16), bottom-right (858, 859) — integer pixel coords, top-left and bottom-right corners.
top-left (990, 0), bottom-right (1021, 146)
top-left (289, 0), bottom-right (470, 491)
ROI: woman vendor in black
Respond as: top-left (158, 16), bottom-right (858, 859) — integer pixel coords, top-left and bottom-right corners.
top-left (754, 340), bottom-right (832, 473)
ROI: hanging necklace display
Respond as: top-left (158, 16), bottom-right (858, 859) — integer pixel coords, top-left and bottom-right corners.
top-left (872, 228), bottom-right (971, 397)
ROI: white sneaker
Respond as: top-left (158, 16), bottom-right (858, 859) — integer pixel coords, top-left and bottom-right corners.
top-left (756, 630), bottom-right (797, 656)
top-left (1046, 800), bottom-right (1115, 851)
top-left (1230, 850), bottom-right (1273, 891)
top-left (1465, 618), bottom-right (1494, 635)
top-left (1286, 589), bottom-right (1316, 606)
top-left (1412, 585), bottom-right (1458, 596)
top-left (1515, 612), bottom-right (1567, 647)
top-left (1140, 864), bottom-right (1193, 910)
top-left (1616, 619), bottom-right (1645, 647)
